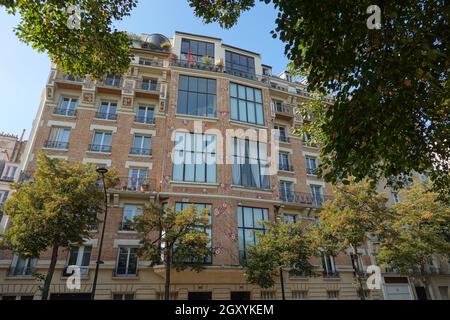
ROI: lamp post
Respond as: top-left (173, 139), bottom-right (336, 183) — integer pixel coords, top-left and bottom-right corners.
top-left (91, 167), bottom-right (108, 300)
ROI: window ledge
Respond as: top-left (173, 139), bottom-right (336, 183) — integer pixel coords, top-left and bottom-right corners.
top-left (128, 154), bottom-right (153, 159)
top-left (175, 114), bottom-right (218, 122)
top-left (86, 151), bottom-right (112, 156)
top-left (170, 181), bottom-right (219, 189)
top-left (117, 230), bottom-right (138, 234)
top-left (51, 114), bottom-right (77, 119)
top-left (112, 276), bottom-right (139, 280)
top-left (231, 185), bottom-right (273, 194)
top-left (133, 122), bottom-right (156, 126)
top-left (229, 120), bottom-right (267, 129)
top-left (279, 170), bottom-right (295, 174)
top-left (42, 148), bottom-right (69, 152)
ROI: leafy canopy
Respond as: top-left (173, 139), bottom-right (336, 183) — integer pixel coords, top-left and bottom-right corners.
top-left (134, 203), bottom-right (211, 272)
top-left (376, 182), bottom-right (450, 277)
top-left (0, 153), bottom-right (116, 257)
top-left (189, 0), bottom-right (450, 202)
top-left (244, 220), bottom-right (315, 289)
top-left (0, 0), bottom-right (138, 79)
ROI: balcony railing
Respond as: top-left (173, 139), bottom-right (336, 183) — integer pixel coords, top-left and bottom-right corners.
top-left (138, 58), bottom-right (164, 67)
top-left (95, 112), bottom-right (117, 121)
top-left (63, 266), bottom-right (89, 277)
top-left (135, 116), bottom-right (155, 124)
top-left (323, 271), bottom-right (340, 278)
top-left (279, 164), bottom-right (294, 172)
top-left (100, 78), bottom-right (122, 88)
top-left (136, 80), bottom-right (159, 92)
top-left (130, 148), bottom-right (152, 156)
top-left (0, 176), bottom-right (15, 182)
top-left (89, 144), bottom-right (112, 153)
top-left (113, 269), bottom-right (139, 277)
top-left (275, 104), bottom-right (294, 117)
top-left (53, 108), bottom-right (77, 117)
top-left (276, 135), bottom-right (290, 144)
top-left (44, 141), bottom-right (69, 150)
top-left (56, 73), bottom-right (84, 83)
top-left (306, 168), bottom-right (318, 175)
top-left (111, 177), bottom-right (156, 193)
top-left (171, 59), bottom-right (220, 72)
top-left (8, 266), bottom-right (35, 277)
top-left (280, 191), bottom-right (333, 208)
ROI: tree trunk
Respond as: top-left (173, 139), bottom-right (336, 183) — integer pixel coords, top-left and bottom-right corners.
top-left (41, 244), bottom-right (59, 301)
top-left (164, 248), bottom-right (172, 301)
top-left (350, 247), bottom-right (365, 301)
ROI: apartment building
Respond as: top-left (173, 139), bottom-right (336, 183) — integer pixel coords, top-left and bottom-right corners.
top-left (0, 131), bottom-right (26, 233)
top-left (0, 31), bottom-right (447, 300)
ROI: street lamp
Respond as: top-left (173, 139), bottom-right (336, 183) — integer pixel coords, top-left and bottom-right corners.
top-left (91, 167), bottom-right (109, 300)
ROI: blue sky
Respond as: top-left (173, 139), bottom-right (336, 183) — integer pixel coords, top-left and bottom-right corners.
top-left (0, 1), bottom-right (288, 139)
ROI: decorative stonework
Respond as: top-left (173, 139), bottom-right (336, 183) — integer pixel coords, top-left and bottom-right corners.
top-left (123, 79), bottom-right (135, 95)
top-left (82, 92), bottom-right (94, 104)
top-left (46, 87), bottom-right (54, 100)
top-left (122, 96), bottom-right (133, 107)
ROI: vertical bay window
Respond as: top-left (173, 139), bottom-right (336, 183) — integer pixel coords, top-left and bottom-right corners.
top-left (115, 247), bottom-right (138, 276)
top-left (306, 157), bottom-right (317, 175)
top-left (181, 38), bottom-right (215, 63)
top-left (310, 185), bottom-right (324, 207)
top-left (173, 132), bottom-right (217, 183)
top-left (322, 254), bottom-right (338, 277)
top-left (279, 181), bottom-right (294, 202)
top-left (46, 127), bottom-right (71, 150)
top-left (230, 83), bottom-right (264, 125)
top-left (237, 206), bottom-right (268, 263)
top-left (120, 204), bottom-right (143, 231)
top-left (279, 152), bottom-right (292, 171)
top-left (175, 203), bottom-right (212, 264)
top-left (274, 125), bottom-right (288, 143)
top-left (177, 75), bottom-right (216, 117)
top-left (232, 138), bottom-right (270, 189)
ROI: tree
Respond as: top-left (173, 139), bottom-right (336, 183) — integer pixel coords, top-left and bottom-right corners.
top-left (188, 0), bottom-right (450, 202)
top-left (244, 219), bottom-right (315, 300)
top-left (134, 202), bottom-right (211, 300)
top-left (308, 180), bottom-right (391, 300)
top-left (0, 0), bottom-right (137, 79)
top-left (0, 153), bottom-right (118, 300)
top-left (376, 182), bottom-right (450, 299)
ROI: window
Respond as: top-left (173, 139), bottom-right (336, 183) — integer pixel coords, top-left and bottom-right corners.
top-left (105, 75), bottom-right (121, 87)
top-left (230, 83), bottom-right (264, 125)
top-left (156, 292), bottom-right (178, 300)
top-left (181, 38), bottom-right (215, 63)
top-left (283, 214), bottom-right (297, 224)
top-left (392, 192), bottom-right (400, 203)
top-left (292, 291), bottom-right (308, 300)
top-left (66, 246), bottom-right (92, 276)
top-left (310, 185), bottom-right (324, 207)
top-left (127, 168), bottom-right (148, 191)
top-left (274, 100), bottom-right (284, 112)
top-left (232, 138), bottom-right (270, 189)
top-left (260, 291), bottom-right (275, 300)
top-left (237, 206), bottom-right (268, 263)
top-left (90, 131), bottom-right (112, 153)
top-left (1, 165), bottom-right (18, 181)
top-left (177, 75), bottom-right (217, 117)
top-left (0, 191), bottom-right (9, 203)
top-left (280, 181), bottom-right (294, 202)
top-left (274, 125), bottom-right (289, 143)
top-left (97, 101), bottom-right (117, 120)
top-left (173, 132), bottom-right (217, 183)
top-left (141, 78), bottom-right (158, 91)
top-left (306, 157), bottom-right (317, 175)
top-left (120, 204), bottom-right (143, 231)
top-left (327, 290), bottom-right (339, 300)
top-left (10, 255), bottom-right (37, 276)
top-left (131, 135), bottom-right (152, 156)
top-left (175, 203), bottom-right (212, 264)
top-left (225, 51), bottom-right (255, 78)
top-left (113, 293), bottom-right (135, 300)
top-left (55, 97), bottom-right (77, 116)
top-left (136, 106), bottom-right (154, 124)
top-left (322, 254), bottom-right (338, 277)
top-left (115, 247), bottom-right (138, 276)
top-left (46, 127), bottom-right (71, 150)
top-left (279, 152), bottom-right (292, 171)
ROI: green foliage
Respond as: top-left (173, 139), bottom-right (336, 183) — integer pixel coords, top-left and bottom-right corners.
top-left (0, 0), bottom-right (137, 79)
top-left (244, 220), bottom-right (315, 289)
top-left (189, 0), bottom-right (450, 202)
top-left (376, 182), bottom-right (450, 278)
top-left (1, 153), bottom-right (114, 256)
top-left (134, 202), bottom-right (211, 272)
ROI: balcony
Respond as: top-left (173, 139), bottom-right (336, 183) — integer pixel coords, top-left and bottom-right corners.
top-left (53, 108), bottom-right (77, 117)
top-left (171, 59), bottom-right (220, 73)
top-left (280, 191), bottom-right (333, 208)
top-left (276, 135), bottom-right (290, 144)
top-left (95, 112), bottom-right (117, 121)
top-left (44, 141), bottom-right (69, 150)
top-left (89, 144), bottom-right (112, 153)
top-left (274, 104), bottom-right (294, 119)
top-left (54, 73), bottom-right (84, 89)
top-left (110, 177), bottom-right (156, 193)
top-left (279, 164), bottom-right (294, 172)
top-left (138, 58), bottom-right (164, 67)
top-left (130, 148), bottom-right (152, 156)
top-left (8, 266), bottom-right (35, 277)
top-left (135, 115), bottom-right (155, 125)
top-left (97, 77), bottom-right (123, 94)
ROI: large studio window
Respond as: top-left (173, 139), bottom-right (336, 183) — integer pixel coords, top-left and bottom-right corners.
top-left (237, 206), bottom-right (268, 263)
top-left (177, 76), bottom-right (216, 117)
top-left (230, 83), bottom-right (264, 126)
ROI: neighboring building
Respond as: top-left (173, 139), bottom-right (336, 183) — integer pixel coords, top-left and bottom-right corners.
top-left (0, 32), bottom-right (447, 300)
top-left (0, 131), bottom-right (27, 233)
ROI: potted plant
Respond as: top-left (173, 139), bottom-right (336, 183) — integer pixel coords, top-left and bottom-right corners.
top-left (201, 55), bottom-right (212, 70)
top-left (160, 41), bottom-right (172, 51)
top-left (216, 58), bottom-right (224, 72)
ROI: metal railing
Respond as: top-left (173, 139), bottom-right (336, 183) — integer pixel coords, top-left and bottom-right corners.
top-left (135, 116), bottom-right (155, 124)
top-left (100, 77), bottom-right (123, 88)
top-left (63, 266), bottom-right (90, 277)
top-left (56, 73), bottom-right (84, 83)
top-left (138, 58), bottom-right (164, 67)
top-left (279, 164), bottom-right (294, 172)
top-left (89, 144), bottom-right (112, 153)
top-left (8, 266), bottom-right (35, 277)
top-left (323, 271), bottom-right (340, 278)
top-left (306, 168), bottom-right (318, 175)
top-left (111, 177), bottom-right (156, 193)
top-left (53, 108), bottom-right (77, 117)
top-left (275, 104), bottom-right (294, 117)
top-left (130, 148), bottom-right (152, 156)
top-left (170, 59), bottom-right (220, 73)
top-left (44, 141), bottom-right (69, 150)
top-left (0, 176), bottom-right (15, 182)
top-left (95, 112), bottom-right (118, 121)
top-left (280, 191), bottom-right (333, 208)
top-left (136, 80), bottom-right (159, 92)
top-left (277, 135), bottom-right (290, 143)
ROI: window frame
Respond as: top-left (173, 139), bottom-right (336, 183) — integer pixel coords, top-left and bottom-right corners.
top-left (237, 206), bottom-right (269, 263)
top-left (230, 83), bottom-right (264, 126)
